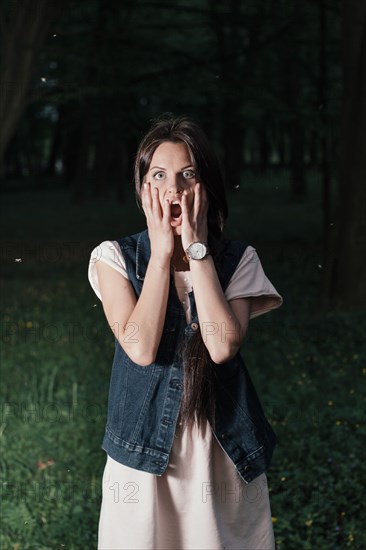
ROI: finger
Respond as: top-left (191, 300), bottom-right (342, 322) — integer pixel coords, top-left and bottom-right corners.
top-left (196, 182), bottom-right (208, 219)
top-left (181, 190), bottom-right (190, 223)
top-left (200, 184), bottom-right (209, 217)
top-left (193, 182), bottom-right (201, 220)
top-left (162, 197), bottom-right (170, 226)
top-left (141, 182), bottom-right (152, 215)
top-left (152, 186), bottom-right (162, 218)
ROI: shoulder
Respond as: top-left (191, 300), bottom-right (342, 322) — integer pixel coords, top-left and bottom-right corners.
top-left (89, 239), bottom-right (128, 280)
top-left (88, 239), bottom-right (131, 299)
top-left (90, 240), bottom-right (122, 262)
top-left (228, 245), bottom-right (269, 282)
top-left (215, 237), bottom-right (250, 258)
top-left (225, 245), bottom-right (284, 318)
top-left (116, 229), bottom-right (148, 251)
top-left (235, 245), bottom-right (260, 268)
top-left (213, 237), bottom-right (251, 288)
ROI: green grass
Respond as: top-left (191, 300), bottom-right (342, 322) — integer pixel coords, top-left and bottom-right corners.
top-left (1, 173), bottom-right (365, 549)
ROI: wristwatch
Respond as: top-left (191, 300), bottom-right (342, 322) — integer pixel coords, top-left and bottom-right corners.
top-left (185, 242), bottom-right (210, 261)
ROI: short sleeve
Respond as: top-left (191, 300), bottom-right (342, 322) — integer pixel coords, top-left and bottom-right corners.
top-left (225, 246), bottom-right (283, 319)
top-left (88, 240), bottom-right (128, 300)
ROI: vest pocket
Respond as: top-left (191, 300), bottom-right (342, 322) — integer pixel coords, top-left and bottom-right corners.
top-left (212, 354), bottom-right (241, 379)
top-left (125, 356), bottom-right (156, 373)
top-left (155, 326), bottom-right (177, 365)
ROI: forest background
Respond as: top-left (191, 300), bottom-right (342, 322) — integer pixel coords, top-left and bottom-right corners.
top-left (0, 0), bottom-right (365, 548)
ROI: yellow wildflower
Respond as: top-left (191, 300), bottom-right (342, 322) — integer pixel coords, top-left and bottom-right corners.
top-left (305, 519), bottom-right (313, 527)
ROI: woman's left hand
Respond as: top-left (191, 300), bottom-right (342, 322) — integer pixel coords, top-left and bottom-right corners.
top-left (181, 183), bottom-right (209, 251)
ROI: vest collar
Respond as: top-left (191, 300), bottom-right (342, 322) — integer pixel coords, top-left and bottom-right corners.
top-left (134, 230), bottom-right (196, 320)
top-left (136, 230), bottom-right (151, 281)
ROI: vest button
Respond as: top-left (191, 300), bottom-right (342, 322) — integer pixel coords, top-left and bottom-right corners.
top-left (191, 323), bottom-right (199, 331)
top-left (221, 432), bottom-right (228, 440)
top-left (244, 464), bottom-right (252, 471)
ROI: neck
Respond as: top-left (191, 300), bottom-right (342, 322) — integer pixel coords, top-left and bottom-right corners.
top-left (171, 236), bottom-right (189, 271)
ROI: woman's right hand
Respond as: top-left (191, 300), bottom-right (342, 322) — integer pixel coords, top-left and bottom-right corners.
top-left (141, 182), bottom-right (174, 266)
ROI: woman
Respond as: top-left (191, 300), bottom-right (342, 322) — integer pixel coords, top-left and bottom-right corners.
top-left (88, 115), bottom-right (283, 549)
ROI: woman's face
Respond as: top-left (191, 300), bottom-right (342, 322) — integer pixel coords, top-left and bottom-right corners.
top-left (144, 141), bottom-right (199, 234)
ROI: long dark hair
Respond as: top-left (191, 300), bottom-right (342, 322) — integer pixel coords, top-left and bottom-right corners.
top-left (134, 115), bottom-right (228, 432)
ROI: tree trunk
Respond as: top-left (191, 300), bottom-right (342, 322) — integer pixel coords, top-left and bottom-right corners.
top-left (46, 116), bottom-right (61, 177)
top-left (308, 130), bottom-right (319, 166)
top-left (93, 100), bottom-right (112, 197)
top-left (59, 103), bottom-right (81, 186)
top-left (259, 119), bottom-right (270, 171)
top-left (321, 0), bottom-right (366, 309)
top-left (72, 100), bottom-right (93, 203)
top-left (280, 0), bottom-right (307, 198)
top-left (285, 58), bottom-right (306, 197)
top-left (278, 127), bottom-right (287, 167)
top-left (222, 107), bottom-right (244, 187)
top-left (289, 120), bottom-right (306, 196)
top-left (0, 0), bottom-right (65, 174)
top-left (319, 0), bottom-right (331, 261)
top-left (210, 0), bottom-right (244, 189)
top-left (113, 136), bottom-right (128, 203)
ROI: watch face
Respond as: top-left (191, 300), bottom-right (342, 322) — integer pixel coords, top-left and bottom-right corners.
top-left (188, 242), bottom-right (207, 260)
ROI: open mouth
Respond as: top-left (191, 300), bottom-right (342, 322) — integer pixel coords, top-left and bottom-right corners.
top-left (170, 202), bottom-right (182, 219)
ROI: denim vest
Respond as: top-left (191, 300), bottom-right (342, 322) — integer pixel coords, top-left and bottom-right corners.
top-left (102, 229), bottom-right (276, 484)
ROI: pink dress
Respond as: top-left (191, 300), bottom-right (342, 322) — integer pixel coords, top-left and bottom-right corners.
top-left (88, 241), bottom-right (283, 550)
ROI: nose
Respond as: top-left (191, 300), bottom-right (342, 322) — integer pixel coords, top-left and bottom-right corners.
top-left (166, 175), bottom-right (183, 195)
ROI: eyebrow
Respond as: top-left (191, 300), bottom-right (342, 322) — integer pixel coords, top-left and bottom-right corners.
top-left (149, 165), bottom-right (195, 171)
